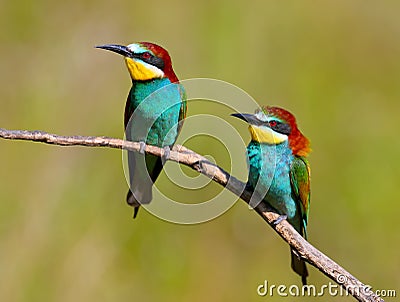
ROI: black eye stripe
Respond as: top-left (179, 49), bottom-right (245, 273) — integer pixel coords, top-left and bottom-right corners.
top-left (139, 53), bottom-right (165, 70)
top-left (265, 120), bottom-right (291, 135)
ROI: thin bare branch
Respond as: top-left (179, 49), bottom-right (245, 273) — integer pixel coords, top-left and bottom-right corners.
top-left (0, 127), bottom-right (383, 302)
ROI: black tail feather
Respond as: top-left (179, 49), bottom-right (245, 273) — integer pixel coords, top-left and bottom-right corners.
top-left (291, 248), bottom-right (308, 285)
top-left (127, 190), bottom-right (141, 219)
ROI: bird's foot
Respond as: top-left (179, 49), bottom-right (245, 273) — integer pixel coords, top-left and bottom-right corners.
top-left (139, 141), bottom-right (146, 154)
top-left (273, 214), bottom-right (287, 225)
top-left (162, 146), bottom-right (171, 164)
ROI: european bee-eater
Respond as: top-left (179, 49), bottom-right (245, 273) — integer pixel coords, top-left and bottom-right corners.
top-left (232, 106), bottom-right (311, 285)
top-left (97, 42), bottom-right (186, 218)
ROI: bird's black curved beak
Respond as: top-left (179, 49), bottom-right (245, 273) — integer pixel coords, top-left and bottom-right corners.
top-left (231, 113), bottom-right (261, 126)
top-left (95, 44), bottom-right (133, 58)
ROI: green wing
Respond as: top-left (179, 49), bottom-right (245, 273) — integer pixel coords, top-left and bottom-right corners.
top-left (290, 156), bottom-right (311, 239)
top-left (177, 83), bottom-right (187, 135)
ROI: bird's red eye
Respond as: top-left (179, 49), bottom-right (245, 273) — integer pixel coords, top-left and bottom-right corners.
top-left (142, 52), bottom-right (151, 59)
top-left (269, 120), bottom-right (278, 127)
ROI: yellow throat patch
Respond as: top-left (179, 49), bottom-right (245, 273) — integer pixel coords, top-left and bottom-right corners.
top-left (124, 57), bottom-right (164, 81)
top-left (248, 125), bottom-right (288, 144)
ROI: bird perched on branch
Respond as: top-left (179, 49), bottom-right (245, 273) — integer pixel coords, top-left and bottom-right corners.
top-left (232, 106), bottom-right (311, 285)
top-left (97, 42), bottom-right (186, 218)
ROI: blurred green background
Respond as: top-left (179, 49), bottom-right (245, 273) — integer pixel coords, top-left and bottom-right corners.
top-left (0, 0), bottom-right (399, 301)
